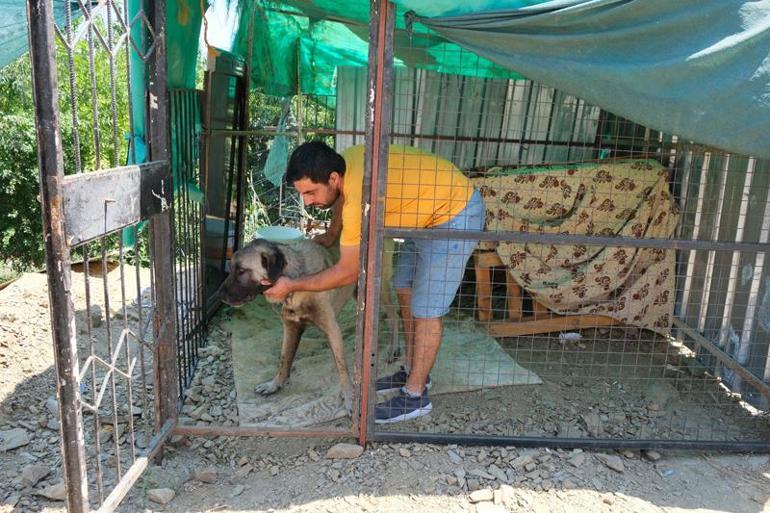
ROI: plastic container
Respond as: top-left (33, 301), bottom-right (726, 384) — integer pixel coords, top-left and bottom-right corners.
top-left (253, 225), bottom-right (304, 242)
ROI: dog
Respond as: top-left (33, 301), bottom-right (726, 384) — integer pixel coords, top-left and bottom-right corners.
top-left (218, 238), bottom-right (356, 414)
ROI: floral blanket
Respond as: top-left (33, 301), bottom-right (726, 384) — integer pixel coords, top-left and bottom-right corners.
top-left (473, 160), bottom-right (680, 334)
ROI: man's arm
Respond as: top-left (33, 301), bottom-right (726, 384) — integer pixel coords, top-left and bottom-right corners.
top-left (312, 197), bottom-right (343, 247)
top-left (264, 244), bottom-right (360, 301)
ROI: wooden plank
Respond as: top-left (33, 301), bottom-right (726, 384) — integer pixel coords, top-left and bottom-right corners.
top-left (487, 315), bottom-right (617, 337)
top-left (474, 253), bottom-right (494, 322)
top-left (62, 161), bottom-right (170, 246)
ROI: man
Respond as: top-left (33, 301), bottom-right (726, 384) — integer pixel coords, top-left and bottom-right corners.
top-left (264, 141), bottom-right (484, 424)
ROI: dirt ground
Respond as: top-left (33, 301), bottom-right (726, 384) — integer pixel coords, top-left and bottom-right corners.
top-left (2, 269), bottom-right (770, 513)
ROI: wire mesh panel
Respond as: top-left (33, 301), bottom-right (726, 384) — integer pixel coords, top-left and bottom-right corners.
top-left (27, 0), bottom-right (178, 511)
top-left (351, 23), bottom-right (770, 449)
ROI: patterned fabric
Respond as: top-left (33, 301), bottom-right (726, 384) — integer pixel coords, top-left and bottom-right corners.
top-left (473, 160), bottom-right (681, 334)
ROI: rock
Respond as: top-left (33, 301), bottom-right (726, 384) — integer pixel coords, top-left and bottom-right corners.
top-left (596, 454), bottom-right (625, 473)
top-left (88, 305), bottom-right (103, 328)
top-left (308, 449), bottom-right (321, 462)
top-left (399, 447), bottom-right (411, 458)
top-left (562, 479), bottom-right (577, 489)
top-left (498, 484), bottom-right (515, 506)
top-left (644, 381), bottom-right (678, 411)
top-left (509, 454), bottom-right (534, 469)
top-left (3, 494), bottom-right (19, 507)
top-left (36, 482), bottom-right (66, 501)
top-left (469, 468), bottom-right (495, 480)
top-left (45, 397), bottom-right (59, 418)
top-left (643, 450), bottom-right (661, 462)
top-left (0, 428), bottom-right (30, 451)
top-left (446, 474), bottom-right (459, 485)
top-left (147, 488), bottom-right (175, 505)
top-left (621, 449), bottom-right (636, 459)
top-left (476, 503), bottom-right (506, 513)
top-left (234, 464), bottom-right (253, 480)
top-left (568, 452), bottom-right (586, 467)
top-left (581, 413), bottom-right (602, 437)
top-left (326, 443), bottom-right (364, 459)
top-left (209, 405), bottom-right (223, 417)
top-left (46, 418), bottom-right (60, 430)
top-left (21, 464), bottom-right (50, 487)
top-left (448, 450), bottom-right (463, 464)
top-left (231, 484), bottom-right (245, 497)
top-left (602, 493), bottom-right (616, 505)
top-left (469, 489), bottom-right (494, 503)
top-left (487, 464), bottom-right (508, 483)
top-left (201, 376), bottom-right (216, 386)
top-left (193, 467), bottom-right (217, 483)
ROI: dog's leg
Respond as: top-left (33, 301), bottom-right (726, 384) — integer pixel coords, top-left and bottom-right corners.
top-left (255, 320), bottom-right (305, 396)
top-left (314, 306), bottom-right (353, 416)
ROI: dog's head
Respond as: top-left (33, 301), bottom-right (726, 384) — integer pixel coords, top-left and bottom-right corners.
top-left (218, 239), bottom-right (287, 306)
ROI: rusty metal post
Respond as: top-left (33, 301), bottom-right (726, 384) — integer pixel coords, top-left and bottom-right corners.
top-left (26, 0), bottom-right (89, 511)
top-left (356, 0), bottom-right (395, 445)
top-left (146, 0), bottom-right (179, 436)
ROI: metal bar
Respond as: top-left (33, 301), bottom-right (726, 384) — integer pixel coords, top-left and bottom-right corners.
top-left (172, 425), bottom-right (354, 438)
top-left (204, 128), bottom-right (695, 152)
top-left (357, 0), bottom-right (394, 446)
top-left (26, 0), bottom-right (89, 510)
top-left (673, 318), bottom-right (770, 401)
top-left (383, 228), bottom-right (770, 252)
top-left (699, 154), bottom-right (731, 332)
top-left (369, 431), bottom-right (770, 451)
top-left (719, 157), bottom-right (755, 348)
top-left (147, 0), bottom-right (179, 439)
top-left (680, 152), bottom-right (710, 321)
top-left (94, 419), bottom-right (176, 513)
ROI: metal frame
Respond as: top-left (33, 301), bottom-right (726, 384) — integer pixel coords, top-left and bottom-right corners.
top-left (28, 0), bottom-right (180, 510)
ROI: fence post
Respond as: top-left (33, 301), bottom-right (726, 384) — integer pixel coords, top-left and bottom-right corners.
top-left (26, 0), bottom-right (89, 511)
top-left (147, 0), bottom-right (179, 439)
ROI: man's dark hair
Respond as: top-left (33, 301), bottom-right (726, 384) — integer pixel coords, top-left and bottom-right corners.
top-left (285, 141), bottom-right (346, 184)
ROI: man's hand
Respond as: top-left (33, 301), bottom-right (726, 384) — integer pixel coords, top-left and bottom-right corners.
top-left (264, 276), bottom-right (295, 303)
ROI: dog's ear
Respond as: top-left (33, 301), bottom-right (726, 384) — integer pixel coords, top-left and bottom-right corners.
top-left (267, 246), bottom-right (287, 282)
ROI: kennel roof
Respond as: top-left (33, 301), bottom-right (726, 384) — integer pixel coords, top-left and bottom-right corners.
top-left (189, 0), bottom-right (770, 158)
top-left (8, 1), bottom-right (769, 158)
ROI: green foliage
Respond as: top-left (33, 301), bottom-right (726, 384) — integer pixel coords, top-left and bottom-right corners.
top-left (0, 20), bottom-right (132, 271)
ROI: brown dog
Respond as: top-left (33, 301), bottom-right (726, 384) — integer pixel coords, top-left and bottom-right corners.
top-left (218, 238), bottom-right (356, 414)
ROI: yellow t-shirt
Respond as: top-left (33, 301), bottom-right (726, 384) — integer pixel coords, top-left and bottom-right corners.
top-left (340, 145), bottom-right (473, 247)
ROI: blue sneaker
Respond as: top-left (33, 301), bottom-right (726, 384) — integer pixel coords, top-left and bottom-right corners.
top-left (374, 387), bottom-right (433, 424)
top-left (375, 366), bottom-right (432, 394)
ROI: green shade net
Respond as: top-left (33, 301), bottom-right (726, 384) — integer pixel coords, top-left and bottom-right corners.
top-left (165, 0), bottom-right (526, 98)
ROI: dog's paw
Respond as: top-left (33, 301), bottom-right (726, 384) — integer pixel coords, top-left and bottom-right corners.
top-left (255, 379), bottom-right (282, 396)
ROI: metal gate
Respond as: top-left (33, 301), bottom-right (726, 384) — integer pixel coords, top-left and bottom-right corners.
top-left (27, 0), bottom-right (177, 511)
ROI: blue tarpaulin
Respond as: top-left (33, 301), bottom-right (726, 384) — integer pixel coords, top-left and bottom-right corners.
top-left (399, 0), bottom-right (770, 158)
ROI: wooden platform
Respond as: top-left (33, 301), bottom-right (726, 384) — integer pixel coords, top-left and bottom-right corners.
top-left (473, 245), bottom-right (616, 337)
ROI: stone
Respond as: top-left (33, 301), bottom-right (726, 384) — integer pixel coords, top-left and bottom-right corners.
top-left (469, 489), bottom-right (494, 503)
top-left (88, 305), bottom-right (103, 328)
top-left (644, 381), bottom-right (678, 411)
top-left (147, 488), bottom-right (175, 504)
top-left (193, 467), bottom-right (218, 483)
top-left (509, 454), bottom-right (534, 470)
top-left (0, 428), bottom-right (30, 451)
top-left (621, 449), bottom-right (636, 459)
top-left (3, 494), bottom-right (19, 507)
top-left (399, 448), bottom-right (411, 458)
top-left (602, 493), bottom-right (616, 505)
top-left (487, 464), bottom-right (508, 483)
top-left (448, 450), bottom-right (463, 464)
top-left (45, 397), bottom-right (59, 418)
top-left (568, 453), bottom-right (586, 467)
top-left (476, 503), bottom-right (506, 513)
top-left (446, 475), bottom-right (459, 485)
top-left (36, 482), bottom-right (66, 501)
top-left (326, 443), bottom-right (364, 459)
top-left (231, 484), bottom-right (245, 497)
top-left (234, 464), bottom-right (254, 480)
top-left (308, 449), bottom-right (321, 462)
top-left (643, 450), bottom-right (661, 462)
top-left (469, 468), bottom-right (495, 480)
top-left (581, 413), bottom-right (602, 437)
top-left (596, 454), bottom-right (625, 473)
top-left (498, 484), bottom-right (516, 506)
top-left (21, 464), bottom-right (50, 487)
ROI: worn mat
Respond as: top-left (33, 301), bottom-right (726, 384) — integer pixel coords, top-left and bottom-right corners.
top-left (473, 159), bottom-right (680, 334)
top-left (230, 297), bottom-right (541, 428)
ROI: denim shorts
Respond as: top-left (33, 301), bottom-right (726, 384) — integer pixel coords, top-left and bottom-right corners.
top-left (393, 189), bottom-right (485, 318)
